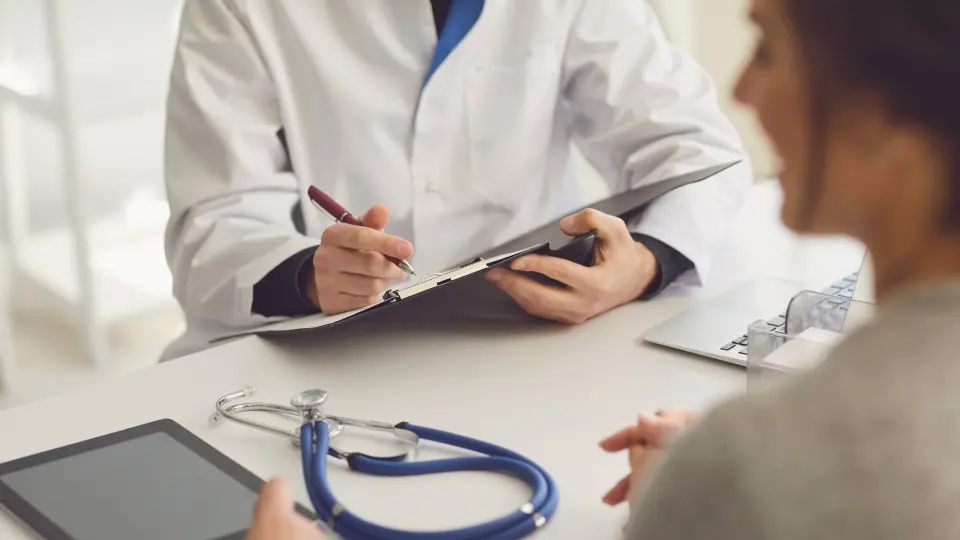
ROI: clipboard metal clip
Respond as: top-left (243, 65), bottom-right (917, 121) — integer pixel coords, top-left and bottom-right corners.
top-left (382, 257), bottom-right (489, 302)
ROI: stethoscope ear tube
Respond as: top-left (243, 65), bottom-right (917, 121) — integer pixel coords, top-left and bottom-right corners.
top-left (300, 421), bottom-right (559, 540)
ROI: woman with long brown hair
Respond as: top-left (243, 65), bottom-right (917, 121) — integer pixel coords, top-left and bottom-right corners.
top-left (609, 0), bottom-right (960, 537)
top-left (244, 0), bottom-right (960, 536)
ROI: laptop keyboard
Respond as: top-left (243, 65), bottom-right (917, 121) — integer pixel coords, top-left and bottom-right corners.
top-left (722, 271), bottom-right (860, 357)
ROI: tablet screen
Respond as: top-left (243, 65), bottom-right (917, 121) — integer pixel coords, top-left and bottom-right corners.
top-left (1, 430), bottom-right (260, 540)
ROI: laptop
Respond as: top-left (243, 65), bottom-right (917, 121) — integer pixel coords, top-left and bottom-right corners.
top-left (644, 256), bottom-right (875, 366)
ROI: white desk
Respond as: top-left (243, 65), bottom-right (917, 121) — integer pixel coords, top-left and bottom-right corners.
top-left (0, 182), bottom-right (864, 539)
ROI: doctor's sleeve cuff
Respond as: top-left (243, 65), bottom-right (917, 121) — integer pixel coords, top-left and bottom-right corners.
top-left (632, 233), bottom-right (694, 300)
top-left (252, 246), bottom-right (319, 317)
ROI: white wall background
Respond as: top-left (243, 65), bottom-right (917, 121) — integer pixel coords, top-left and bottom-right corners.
top-left (650, 0), bottom-right (772, 178)
top-left (0, 0), bottom-right (182, 234)
top-left (575, 0), bottom-right (773, 198)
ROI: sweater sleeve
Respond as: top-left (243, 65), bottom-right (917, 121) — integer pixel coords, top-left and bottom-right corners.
top-left (622, 402), bottom-right (764, 540)
top-left (251, 246), bottom-right (318, 317)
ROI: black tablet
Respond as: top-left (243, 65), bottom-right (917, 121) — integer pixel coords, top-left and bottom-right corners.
top-left (0, 419), bottom-right (314, 540)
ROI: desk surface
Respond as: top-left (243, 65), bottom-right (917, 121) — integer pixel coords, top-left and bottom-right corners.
top-left (0, 182), bottom-right (865, 539)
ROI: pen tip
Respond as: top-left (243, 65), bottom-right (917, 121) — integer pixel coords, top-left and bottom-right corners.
top-left (399, 261), bottom-right (417, 276)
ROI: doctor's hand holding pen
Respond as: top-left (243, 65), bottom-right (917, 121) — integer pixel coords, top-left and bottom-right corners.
top-left (486, 208), bottom-right (659, 324)
top-left (303, 194), bottom-right (416, 315)
top-left (598, 409), bottom-right (700, 508)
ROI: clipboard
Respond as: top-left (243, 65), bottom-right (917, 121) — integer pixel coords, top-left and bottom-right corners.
top-left (240, 231), bottom-right (598, 337)
top-left (234, 160), bottom-right (741, 337)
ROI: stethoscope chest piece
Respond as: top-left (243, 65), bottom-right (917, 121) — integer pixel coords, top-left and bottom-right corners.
top-left (290, 389), bottom-right (329, 421)
top-left (291, 389), bottom-right (328, 410)
top-left (210, 386), bottom-right (344, 448)
top-left (210, 387), bottom-right (418, 459)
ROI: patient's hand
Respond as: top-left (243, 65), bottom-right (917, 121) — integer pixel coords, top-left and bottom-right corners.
top-left (246, 479), bottom-right (325, 540)
top-left (598, 409), bottom-right (700, 507)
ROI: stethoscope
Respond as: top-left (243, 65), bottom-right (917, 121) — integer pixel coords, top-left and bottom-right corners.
top-left (210, 387), bottom-right (558, 540)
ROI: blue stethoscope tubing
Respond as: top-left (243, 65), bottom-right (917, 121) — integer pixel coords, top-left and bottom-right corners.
top-left (300, 420), bottom-right (559, 540)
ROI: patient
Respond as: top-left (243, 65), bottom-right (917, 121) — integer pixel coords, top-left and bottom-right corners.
top-left (605, 0), bottom-right (960, 538)
top-left (246, 0), bottom-right (960, 537)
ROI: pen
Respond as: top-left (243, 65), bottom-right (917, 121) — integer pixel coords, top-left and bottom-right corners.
top-left (306, 185), bottom-right (417, 276)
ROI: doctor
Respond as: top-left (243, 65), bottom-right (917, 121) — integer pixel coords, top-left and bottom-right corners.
top-left (162, 0), bottom-right (750, 359)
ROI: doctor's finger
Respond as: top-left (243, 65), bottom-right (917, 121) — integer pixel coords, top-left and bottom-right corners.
top-left (330, 271), bottom-right (391, 297)
top-left (321, 223), bottom-right (414, 260)
top-left (487, 269), bottom-right (586, 323)
top-left (509, 254), bottom-right (592, 289)
top-left (359, 204), bottom-right (390, 231)
top-left (559, 208), bottom-right (633, 245)
top-left (315, 246), bottom-right (406, 279)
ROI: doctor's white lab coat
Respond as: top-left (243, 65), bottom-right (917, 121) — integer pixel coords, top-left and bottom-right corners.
top-left (162, 0), bottom-right (752, 359)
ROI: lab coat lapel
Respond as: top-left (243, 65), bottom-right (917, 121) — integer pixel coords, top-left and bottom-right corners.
top-left (422, 0), bottom-right (486, 87)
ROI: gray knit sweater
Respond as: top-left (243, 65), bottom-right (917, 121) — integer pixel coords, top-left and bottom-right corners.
top-left (624, 281), bottom-right (960, 540)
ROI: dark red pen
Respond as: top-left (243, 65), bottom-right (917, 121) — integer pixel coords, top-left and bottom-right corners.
top-left (307, 185), bottom-right (417, 276)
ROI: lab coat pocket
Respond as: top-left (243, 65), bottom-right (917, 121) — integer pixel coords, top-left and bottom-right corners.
top-left (465, 59), bottom-right (561, 210)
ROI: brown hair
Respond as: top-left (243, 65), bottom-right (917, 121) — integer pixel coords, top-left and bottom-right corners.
top-left (782, 0), bottom-right (960, 227)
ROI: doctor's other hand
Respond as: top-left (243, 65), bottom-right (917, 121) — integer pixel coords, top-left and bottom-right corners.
top-left (246, 478), bottom-right (325, 540)
top-left (304, 204), bottom-right (414, 314)
top-left (486, 208), bottom-right (657, 324)
top-left (598, 410), bottom-right (700, 508)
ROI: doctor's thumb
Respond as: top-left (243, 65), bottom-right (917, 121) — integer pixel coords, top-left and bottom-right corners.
top-left (360, 204), bottom-right (390, 231)
top-left (560, 208), bottom-right (628, 244)
top-left (560, 209), bottom-right (604, 236)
